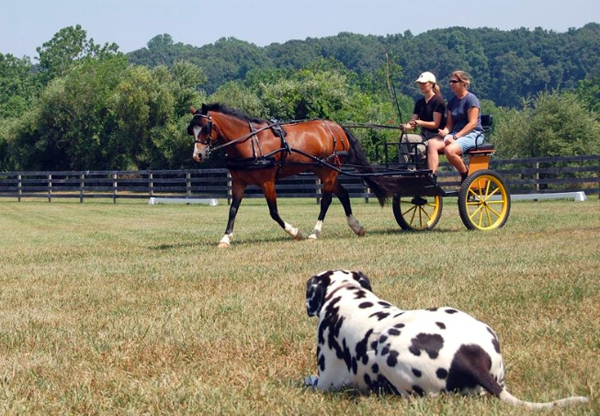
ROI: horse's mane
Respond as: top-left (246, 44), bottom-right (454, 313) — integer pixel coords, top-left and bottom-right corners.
top-left (202, 103), bottom-right (265, 124)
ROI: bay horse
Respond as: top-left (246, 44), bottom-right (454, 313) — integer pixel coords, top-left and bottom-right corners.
top-left (187, 103), bottom-right (392, 248)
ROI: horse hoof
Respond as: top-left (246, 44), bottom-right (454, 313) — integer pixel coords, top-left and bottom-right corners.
top-left (357, 227), bottom-right (365, 237)
top-left (308, 234), bottom-right (317, 241)
top-left (218, 242), bottom-right (230, 248)
top-left (294, 232), bottom-right (303, 241)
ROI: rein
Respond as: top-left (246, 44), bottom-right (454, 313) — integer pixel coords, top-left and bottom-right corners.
top-left (194, 114), bottom-right (303, 153)
top-left (193, 114), bottom-right (407, 177)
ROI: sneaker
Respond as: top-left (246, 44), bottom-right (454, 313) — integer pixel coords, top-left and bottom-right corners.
top-left (460, 172), bottom-right (468, 184)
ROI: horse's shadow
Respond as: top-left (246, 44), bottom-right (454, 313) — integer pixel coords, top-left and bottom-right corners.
top-left (149, 227), bottom-right (459, 251)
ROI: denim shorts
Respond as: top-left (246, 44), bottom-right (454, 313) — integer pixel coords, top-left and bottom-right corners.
top-left (452, 131), bottom-right (484, 154)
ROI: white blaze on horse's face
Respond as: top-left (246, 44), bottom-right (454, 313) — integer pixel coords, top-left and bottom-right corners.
top-left (192, 125), bottom-right (209, 162)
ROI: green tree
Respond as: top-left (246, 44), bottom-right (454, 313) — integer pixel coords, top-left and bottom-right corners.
top-left (494, 91), bottom-right (600, 158)
top-left (575, 77), bottom-right (600, 118)
top-left (0, 53), bottom-right (39, 118)
top-left (36, 25), bottom-right (120, 84)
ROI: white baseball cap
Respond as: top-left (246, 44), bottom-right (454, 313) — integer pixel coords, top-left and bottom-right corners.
top-left (415, 71), bottom-right (436, 84)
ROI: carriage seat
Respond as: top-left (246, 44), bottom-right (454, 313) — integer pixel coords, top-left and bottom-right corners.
top-left (466, 114), bottom-right (494, 155)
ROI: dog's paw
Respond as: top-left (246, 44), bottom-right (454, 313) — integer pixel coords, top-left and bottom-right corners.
top-left (304, 375), bottom-right (318, 388)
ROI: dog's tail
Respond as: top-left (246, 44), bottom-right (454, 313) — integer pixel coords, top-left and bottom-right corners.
top-left (498, 389), bottom-right (589, 410)
top-left (471, 352), bottom-right (588, 409)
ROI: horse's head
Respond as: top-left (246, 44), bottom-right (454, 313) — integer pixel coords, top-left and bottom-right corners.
top-left (188, 105), bottom-right (218, 163)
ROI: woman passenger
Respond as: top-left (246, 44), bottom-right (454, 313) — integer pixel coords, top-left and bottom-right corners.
top-left (400, 71), bottom-right (446, 169)
top-left (437, 70), bottom-right (484, 183)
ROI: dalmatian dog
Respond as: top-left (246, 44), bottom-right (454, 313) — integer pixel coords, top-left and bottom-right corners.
top-left (304, 270), bottom-right (589, 410)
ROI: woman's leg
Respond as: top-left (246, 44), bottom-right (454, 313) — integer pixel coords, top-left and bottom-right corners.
top-left (444, 142), bottom-right (468, 182)
top-left (427, 138), bottom-right (445, 174)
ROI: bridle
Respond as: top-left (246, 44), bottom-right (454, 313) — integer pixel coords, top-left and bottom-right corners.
top-left (191, 111), bottom-right (284, 154)
top-left (192, 113), bottom-right (216, 146)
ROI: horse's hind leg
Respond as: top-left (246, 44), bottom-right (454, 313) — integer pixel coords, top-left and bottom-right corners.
top-left (308, 174), bottom-right (364, 240)
top-left (262, 181), bottom-right (303, 240)
top-left (335, 179), bottom-right (365, 236)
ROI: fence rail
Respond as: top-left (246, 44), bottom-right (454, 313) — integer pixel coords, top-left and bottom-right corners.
top-left (0, 155), bottom-right (598, 203)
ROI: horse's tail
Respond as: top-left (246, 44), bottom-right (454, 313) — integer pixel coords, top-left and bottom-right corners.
top-left (343, 127), bottom-right (392, 207)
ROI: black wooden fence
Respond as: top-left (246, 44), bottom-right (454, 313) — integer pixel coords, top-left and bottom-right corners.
top-left (0, 155), bottom-right (598, 203)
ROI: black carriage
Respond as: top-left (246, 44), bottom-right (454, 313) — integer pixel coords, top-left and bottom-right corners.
top-left (373, 114), bottom-right (511, 231)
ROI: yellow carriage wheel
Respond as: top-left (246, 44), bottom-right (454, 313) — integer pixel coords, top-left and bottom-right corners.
top-left (393, 194), bottom-right (443, 231)
top-left (458, 169), bottom-right (511, 230)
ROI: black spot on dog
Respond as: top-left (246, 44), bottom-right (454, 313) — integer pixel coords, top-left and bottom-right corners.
top-left (379, 335), bottom-right (388, 344)
top-left (445, 308), bottom-right (459, 314)
top-left (374, 375), bottom-right (400, 395)
top-left (353, 290), bottom-right (368, 300)
top-left (371, 340), bottom-right (379, 351)
top-left (394, 323), bottom-right (405, 329)
top-left (387, 350), bottom-right (399, 367)
top-left (446, 344), bottom-right (502, 395)
top-left (387, 328), bottom-right (401, 336)
top-left (364, 373), bottom-right (372, 387)
top-left (358, 302), bottom-right (373, 309)
top-left (381, 346), bottom-right (390, 356)
top-left (412, 368), bottom-right (422, 378)
top-left (426, 307), bottom-right (438, 312)
top-left (436, 368), bottom-right (448, 379)
top-left (318, 353), bottom-right (325, 371)
top-left (352, 357), bottom-right (358, 374)
top-left (393, 312), bottom-right (405, 318)
top-left (436, 322), bottom-right (446, 330)
top-left (342, 338), bottom-right (353, 372)
top-left (408, 333), bottom-right (444, 359)
top-left (412, 385), bottom-right (425, 396)
top-left (372, 363), bottom-right (379, 374)
top-left (378, 301), bottom-right (392, 308)
top-left (369, 311), bottom-right (390, 321)
top-left (487, 327), bottom-right (501, 353)
top-left (356, 329), bottom-right (373, 365)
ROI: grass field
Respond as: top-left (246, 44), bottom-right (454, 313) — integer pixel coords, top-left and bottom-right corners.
top-left (0, 197), bottom-right (598, 415)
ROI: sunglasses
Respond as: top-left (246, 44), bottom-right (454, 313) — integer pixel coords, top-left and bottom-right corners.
top-left (449, 80), bottom-right (461, 84)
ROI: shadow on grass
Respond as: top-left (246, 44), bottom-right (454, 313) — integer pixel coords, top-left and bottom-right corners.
top-left (149, 225), bottom-right (463, 250)
top-left (150, 235), bottom-right (294, 250)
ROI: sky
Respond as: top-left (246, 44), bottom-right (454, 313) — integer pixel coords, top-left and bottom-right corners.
top-left (1, 0), bottom-right (598, 60)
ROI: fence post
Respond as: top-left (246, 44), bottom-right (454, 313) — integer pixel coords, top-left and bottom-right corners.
top-left (186, 173), bottom-right (191, 197)
top-left (315, 177), bottom-right (321, 204)
top-left (227, 172), bottom-right (232, 205)
top-left (48, 174), bottom-right (52, 202)
top-left (18, 174), bottom-right (22, 202)
top-left (112, 173), bottom-right (118, 204)
top-left (149, 173), bottom-right (154, 198)
top-left (80, 173), bottom-right (85, 203)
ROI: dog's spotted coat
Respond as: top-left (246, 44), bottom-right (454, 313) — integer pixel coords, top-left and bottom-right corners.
top-left (305, 270), bottom-right (588, 409)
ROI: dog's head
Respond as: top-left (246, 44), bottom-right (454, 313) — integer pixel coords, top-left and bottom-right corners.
top-left (305, 270), bottom-right (372, 317)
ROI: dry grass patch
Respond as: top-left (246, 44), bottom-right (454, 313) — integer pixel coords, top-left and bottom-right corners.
top-left (0, 198), bottom-right (598, 415)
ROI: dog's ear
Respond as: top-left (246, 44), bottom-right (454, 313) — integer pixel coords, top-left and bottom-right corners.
top-left (352, 271), bottom-right (372, 292)
top-left (306, 272), bottom-right (332, 317)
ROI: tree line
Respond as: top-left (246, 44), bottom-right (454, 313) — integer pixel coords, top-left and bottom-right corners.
top-left (1, 24), bottom-right (599, 172)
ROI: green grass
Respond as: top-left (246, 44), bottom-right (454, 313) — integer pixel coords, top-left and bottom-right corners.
top-left (0, 197), bottom-right (598, 415)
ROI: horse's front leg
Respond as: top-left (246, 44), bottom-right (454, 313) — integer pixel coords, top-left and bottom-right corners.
top-left (262, 181), bottom-right (303, 240)
top-left (308, 190), bottom-right (332, 240)
top-left (218, 180), bottom-right (247, 248)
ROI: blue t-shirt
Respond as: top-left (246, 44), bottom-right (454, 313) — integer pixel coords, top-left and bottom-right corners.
top-left (447, 92), bottom-right (482, 134)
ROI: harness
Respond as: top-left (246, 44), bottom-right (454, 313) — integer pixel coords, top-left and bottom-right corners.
top-left (193, 114), bottom-right (347, 174)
